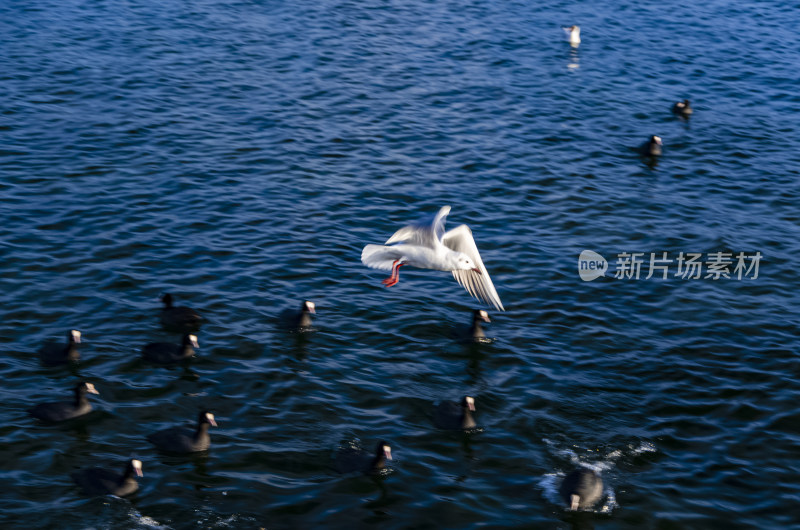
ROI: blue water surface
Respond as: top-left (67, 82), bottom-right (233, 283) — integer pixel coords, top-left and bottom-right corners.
top-left (1, 0), bottom-right (799, 528)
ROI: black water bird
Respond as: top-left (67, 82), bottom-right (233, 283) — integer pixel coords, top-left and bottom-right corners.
top-left (672, 99), bottom-right (693, 117)
top-left (146, 410), bottom-right (217, 453)
top-left (434, 396), bottom-right (477, 430)
top-left (28, 381), bottom-right (99, 422)
top-left (559, 468), bottom-right (604, 511)
top-left (639, 135), bottom-right (663, 157)
top-left (160, 293), bottom-right (202, 331)
top-left (71, 459), bottom-right (143, 497)
top-left (468, 309), bottom-right (491, 340)
top-left (334, 440), bottom-right (393, 475)
top-left (39, 329), bottom-right (81, 366)
top-left (295, 300), bottom-right (316, 329)
top-left (142, 334), bottom-right (198, 364)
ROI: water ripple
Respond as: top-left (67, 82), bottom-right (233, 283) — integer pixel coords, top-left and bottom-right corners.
top-left (1, 0), bottom-right (799, 528)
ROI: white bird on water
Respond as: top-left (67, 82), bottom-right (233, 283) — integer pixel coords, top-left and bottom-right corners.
top-left (563, 25), bottom-right (581, 46)
top-left (361, 206), bottom-right (505, 311)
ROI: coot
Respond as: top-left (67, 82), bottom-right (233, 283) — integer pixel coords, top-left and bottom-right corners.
top-left (287, 300), bottom-right (316, 329)
top-left (334, 440), bottom-right (392, 475)
top-left (71, 459), bottom-right (143, 497)
top-left (28, 382), bottom-right (99, 422)
top-left (38, 330), bottom-right (81, 366)
top-left (434, 396), bottom-right (477, 430)
top-left (559, 468), bottom-right (603, 510)
top-left (639, 135), bottom-right (663, 157)
top-left (468, 310), bottom-right (491, 340)
top-left (146, 410), bottom-right (217, 453)
top-left (160, 293), bottom-right (202, 331)
top-left (142, 334), bottom-right (198, 364)
top-left (672, 99), bottom-right (693, 117)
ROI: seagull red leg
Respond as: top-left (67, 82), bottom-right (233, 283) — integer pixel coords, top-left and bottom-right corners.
top-left (382, 260), bottom-right (404, 287)
top-left (382, 260), bottom-right (399, 286)
top-left (385, 263), bottom-right (404, 287)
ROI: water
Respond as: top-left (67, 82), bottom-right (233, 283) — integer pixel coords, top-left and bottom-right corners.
top-left (2, 0), bottom-right (799, 528)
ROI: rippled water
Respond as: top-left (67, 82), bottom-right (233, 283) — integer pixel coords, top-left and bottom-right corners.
top-left (2, 0), bottom-right (799, 528)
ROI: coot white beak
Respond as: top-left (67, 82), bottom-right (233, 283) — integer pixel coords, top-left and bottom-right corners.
top-left (132, 459), bottom-right (144, 477)
top-left (466, 396), bottom-right (476, 411)
top-left (570, 493), bottom-right (580, 511)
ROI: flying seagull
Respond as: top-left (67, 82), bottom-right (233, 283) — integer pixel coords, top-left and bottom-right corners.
top-left (361, 206), bottom-right (505, 311)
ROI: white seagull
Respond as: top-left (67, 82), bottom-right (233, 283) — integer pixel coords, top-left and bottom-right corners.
top-left (563, 25), bottom-right (581, 46)
top-left (361, 206), bottom-right (505, 311)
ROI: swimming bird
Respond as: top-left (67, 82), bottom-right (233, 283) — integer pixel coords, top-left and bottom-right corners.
top-left (295, 300), bottom-right (316, 328)
top-left (361, 206), bottom-right (505, 311)
top-left (142, 334), bottom-right (198, 364)
top-left (38, 329), bottom-right (81, 366)
top-left (672, 99), bottom-right (693, 117)
top-left (28, 382), bottom-right (99, 422)
top-left (563, 25), bottom-right (581, 46)
top-left (559, 468), bottom-right (604, 510)
top-left (639, 135), bottom-right (663, 157)
top-left (468, 309), bottom-right (491, 340)
top-left (434, 396), bottom-right (477, 430)
top-left (334, 440), bottom-right (393, 475)
top-left (160, 293), bottom-right (202, 331)
top-left (147, 410), bottom-right (217, 453)
top-left (71, 459), bottom-right (143, 497)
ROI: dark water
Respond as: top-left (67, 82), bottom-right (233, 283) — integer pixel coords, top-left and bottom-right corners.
top-left (2, 0), bottom-right (799, 528)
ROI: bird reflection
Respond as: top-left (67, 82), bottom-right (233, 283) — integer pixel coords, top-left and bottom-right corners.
top-left (566, 514), bottom-right (596, 530)
top-left (289, 332), bottom-right (311, 361)
top-left (568, 48), bottom-right (580, 71)
top-left (178, 364), bottom-right (200, 382)
top-left (465, 344), bottom-right (486, 386)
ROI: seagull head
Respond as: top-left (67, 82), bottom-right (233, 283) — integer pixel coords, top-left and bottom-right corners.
top-left (451, 253), bottom-right (481, 273)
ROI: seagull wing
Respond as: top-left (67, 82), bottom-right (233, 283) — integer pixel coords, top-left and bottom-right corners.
top-left (361, 244), bottom-right (405, 271)
top-left (441, 224), bottom-right (505, 311)
top-left (385, 206), bottom-right (450, 248)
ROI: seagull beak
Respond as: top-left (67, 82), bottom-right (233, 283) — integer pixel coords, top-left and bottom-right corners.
top-left (472, 268), bottom-right (482, 274)
top-left (86, 383), bottom-right (99, 395)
